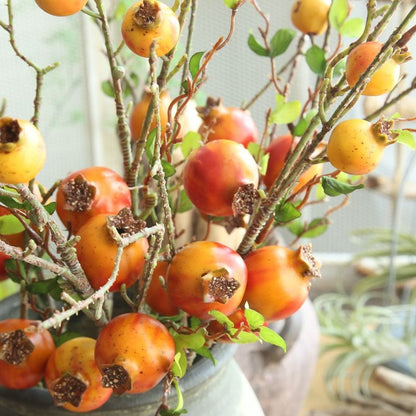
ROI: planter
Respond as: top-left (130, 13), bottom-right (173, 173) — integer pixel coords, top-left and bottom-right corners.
top-left (0, 294), bottom-right (265, 416)
top-left (235, 298), bottom-right (320, 416)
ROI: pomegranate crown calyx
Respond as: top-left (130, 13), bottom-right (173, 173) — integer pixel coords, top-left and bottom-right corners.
top-left (372, 117), bottom-right (399, 146)
top-left (133, 0), bottom-right (162, 29)
top-left (298, 244), bottom-right (321, 279)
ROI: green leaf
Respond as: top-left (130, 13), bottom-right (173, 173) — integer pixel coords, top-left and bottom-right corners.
top-left (26, 277), bottom-right (63, 301)
top-left (174, 330), bottom-right (206, 350)
top-left (53, 331), bottom-right (84, 347)
top-left (269, 95), bottom-right (301, 125)
top-left (244, 308), bottom-right (265, 329)
top-left (274, 201), bottom-right (301, 223)
top-left (321, 176), bottom-right (364, 196)
top-left (247, 31), bottom-right (269, 57)
top-left (189, 51), bottom-right (205, 79)
top-left (329, 0), bottom-right (349, 32)
top-left (0, 195), bottom-right (30, 210)
top-left (145, 129), bottom-right (157, 163)
top-left (223, 0), bottom-right (239, 8)
top-left (4, 259), bottom-right (26, 283)
top-left (101, 80), bottom-right (115, 98)
top-left (193, 346), bottom-right (216, 364)
top-left (177, 190), bottom-right (193, 213)
top-left (44, 202), bottom-right (56, 215)
top-left (259, 326), bottom-right (286, 351)
top-left (333, 59), bottom-right (346, 79)
top-left (0, 214), bottom-right (25, 235)
top-left (287, 217), bottom-right (304, 236)
top-left (209, 310), bottom-right (234, 329)
top-left (305, 45), bottom-right (326, 76)
top-left (0, 279), bottom-right (19, 300)
top-left (112, 0), bottom-right (129, 21)
top-left (339, 17), bottom-right (364, 38)
top-left (232, 331), bottom-right (260, 344)
top-left (302, 217), bottom-right (329, 238)
top-left (293, 109), bottom-right (318, 137)
top-left (180, 131), bottom-right (202, 158)
top-left (247, 142), bottom-right (269, 175)
top-left (161, 160), bottom-right (176, 178)
top-left (394, 129), bottom-right (415, 150)
top-left (171, 351), bottom-right (187, 378)
top-left (269, 29), bottom-right (296, 58)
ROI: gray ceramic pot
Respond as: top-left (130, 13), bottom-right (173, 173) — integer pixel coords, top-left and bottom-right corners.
top-left (0, 294), bottom-right (265, 416)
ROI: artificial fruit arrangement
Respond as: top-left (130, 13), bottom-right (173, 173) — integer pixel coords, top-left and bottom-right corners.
top-left (0, 0), bottom-right (415, 414)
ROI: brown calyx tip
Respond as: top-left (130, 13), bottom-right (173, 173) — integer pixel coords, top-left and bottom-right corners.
top-left (62, 174), bottom-right (96, 212)
top-left (107, 207), bottom-right (146, 238)
top-left (202, 268), bottom-right (240, 304)
top-left (299, 243), bottom-right (321, 279)
top-left (0, 118), bottom-right (20, 145)
top-left (372, 117), bottom-right (399, 146)
top-left (134, 0), bottom-right (161, 28)
top-left (0, 329), bottom-right (34, 365)
top-left (393, 46), bottom-right (412, 64)
top-left (232, 183), bottom-right (259, 216)
top-left (51, 373), bottom-right (87, 407)
top-left (101, 364), bottom-right (131, 395)
top-left (196, 96), bottom-right (222, 119)
top-left (223, 214), bottom-right (247, 234)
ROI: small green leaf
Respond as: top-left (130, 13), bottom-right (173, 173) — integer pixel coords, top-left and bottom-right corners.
top-left (4, 259), bottom-right (26, 283)
top-left (174, 330), bottom-right (206, 350)
top-left (305, 45), bottom-right (326, 76)
top-left (113, 0), bottom-right (129, 20)
top-left (302, 217), bottom-right (329, 238)
top-left (26, 277), bottom-right (63, 301)
top-left (193, 346), bottom-right (216, 364)
top-left (101, 80), bottom-right (115, 98)
top-left (244, 308), bottom-right (265, 329)
top-left (339, 17), bottom-right (364, 38)
top-left (394, 129), bottom-right (415, 150)
top-left (145, 129), bottom-right (156, 163)
top-left (321, 176), bottom-right (364, 196)
top-left (269, 95), bottom-right (301, 125)
top-left (247, 142), bottom-right (269, 175)
top-left (189, 51), bottom-right (205, 79)
top-left (333, 59), bottom-right (346, 79)
top-left (180, 131), bottom-right (202, 158)
top-left (259, 326), bottom-right (286, 351)
top-left (223, 0), bottom-right (239, 8)
top-left (247, 31), bottom-right (269, 57)
top-left (44, 202), bottom-right (56, 215)
top-left (293, 109), bottom-right (318, 137)
top-left (0, 195), bottom-right (30, 210)
top-left (0, 214), bottom-right (25, 235)
top-left (287, 217), bottom-right (304, 237)
top-left (258, 153), bottom-right (270, 176)
top-left (389, 112), bottom-right (402, 120)
top-left (128, 72), bottom-right (140, 88)
top-left (177, 190), bottom-right (193, 213)
top-left (274, 201), bottom-right (302, 223)
top-left (53, 331), bottom-right (84, 347)
top-left (329, 0), bottom-right (349, 32)
top-left (170, 379), bottom-right (186, 415)
top-left (232, 331), bottom-right (260, 344)
top-left (161, 160), bottom-right (176, 178)
top-left (269, 29), bottom-right (296, 58)
top-left (171, 351), bottom-right (187, 378)
top-left (209, 310), bottom-right (234, 329)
